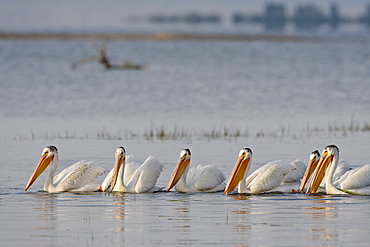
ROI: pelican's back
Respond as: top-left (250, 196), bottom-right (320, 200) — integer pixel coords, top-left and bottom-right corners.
top-left (53, 160), bottom-right (88, 184)
top-left (332, 160), bottom-right (351, 183)
top-left (247, 160), bottom-right (293, 193)
top-left (133, 155), bottom-right (164, 193)
top-left (56, 162), bottom-right (107, 191)
top-left (339, 164), bottom-right (370, 190)
top-left (124, 155), bottom-right (143, 185)
top-left (187, 164), bottom-right (226, 192)
top-left (283, 160), bottom-right (306, 183)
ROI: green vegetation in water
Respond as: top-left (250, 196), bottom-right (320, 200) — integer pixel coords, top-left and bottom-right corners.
top-left (8, 119), bottom-right (370, 141)
top-left (144, 123), bottom-right (191, 141)
top-left (337, 188), bottom-right (364, 196)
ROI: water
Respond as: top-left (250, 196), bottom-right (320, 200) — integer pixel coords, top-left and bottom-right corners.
top-left (1, 1), bottom-right (370, 246)
top-left (1, 135), bottom-right (370, 246)
top-left (0, 136), bottom-right (369, 246)
top-left (1, 39), bottom-right (369, 138)
top-left (3, 190), bottom-right (370, 246)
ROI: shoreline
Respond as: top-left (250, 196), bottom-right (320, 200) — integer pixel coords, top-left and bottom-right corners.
top-left (0, 32), bottom-right (317, 42)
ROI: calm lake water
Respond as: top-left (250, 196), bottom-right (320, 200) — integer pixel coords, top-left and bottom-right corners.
top-left (1, 38), bottom-right (369, 136)
top-left (1, 136), bottom-right (370, 247)
top-left (1, 1), bottom-right (370, 246)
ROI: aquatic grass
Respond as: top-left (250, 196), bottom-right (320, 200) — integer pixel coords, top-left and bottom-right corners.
top-left (144, 123), bottom-right (192, 141)
top-left (201, 125), bottom-right (246, 141)
top-left (28, 129), bottom-right (79, 140)
top-left (10, 119), bottom-right (370, 141)
top-left (96, 128), bottom-right (137, 140)
top-left (361, 123), bottom-right (370, 132)
top-left (255, 129), bottom-right (265, 138)
top-left (338, 188), bottom-right (364, 196)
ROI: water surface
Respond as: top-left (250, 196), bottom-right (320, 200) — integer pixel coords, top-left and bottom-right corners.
top-left (1, 38), bottom-right (369, 139)
top-left (1, 136), bottom-right (370, 246)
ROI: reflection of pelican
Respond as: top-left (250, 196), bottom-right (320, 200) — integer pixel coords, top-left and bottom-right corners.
top-left (225, 148), bottom-right (307, 194)
top-left (166, 149), bottom-right (226, 193)
top-left (101, 146), bottom-right (164, 193)
top-left (25, 145), bottom-right (107, 193)
top-left (307, 145), bottom-right (370, 195)
top-left (297, 150), bottom-right (320, 192)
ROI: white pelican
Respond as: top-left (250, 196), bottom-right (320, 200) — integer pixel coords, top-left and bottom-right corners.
top-left (308, 158), bottom-right (351, 194)
top-left (224, 148), bottom-right (253, 194)
top-left (101, 146), bottom-right (164, 193)
top-left (224, 148), bottom-right (307, 194)
top-left (166, 149), bottom-right (226, 193)
top-left (306, 145), bottom-right (370, 195)
top-left (24, 145), bottom-right (107, 193)
top-left (297, 150), bottom-right (320, 193)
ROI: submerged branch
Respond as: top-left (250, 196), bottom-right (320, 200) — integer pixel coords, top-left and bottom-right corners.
top-left (72, 41), bottom-right (147, 70)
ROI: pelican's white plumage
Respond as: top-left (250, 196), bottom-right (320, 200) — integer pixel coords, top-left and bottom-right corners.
top-left (166, 149), bottom-right (226, 193)
top-left (307, 145), bottom-right (370, 195)
top-left (243, 160), bottom-right (304, 193)
top-left (225, 148), bottom-right (307, 194)
top-left (332, 160), bottom-right (352, 187)
top-left (24, 145), bottom-right (107, 193)
top-left (101, 146), bottom-right (164, 193)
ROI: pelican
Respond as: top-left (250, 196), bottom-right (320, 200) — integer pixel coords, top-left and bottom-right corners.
top-left (224, 148), bottom-right (253, 194)
top-left (307, 158), bottom-right (351, 194)
top-left (297, 150), bottom-right (320, 193)
top-left (24, 145), bottom-right (107, 193)
top-left (306, 145), bottom-right (370, 195)
top-left (166, 149), bottom-right (226, 193)
top-left (101, 146), bottom-right (164, 193)
top-left (224, 148), bottom-right (307, 194)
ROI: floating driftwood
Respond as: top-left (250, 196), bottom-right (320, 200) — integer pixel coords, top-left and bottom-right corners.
top-left (72, 41), bottom-right (147, 70)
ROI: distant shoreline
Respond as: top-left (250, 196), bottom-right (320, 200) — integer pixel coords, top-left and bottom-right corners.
top-left (0, 32), bottom-right (316, 42)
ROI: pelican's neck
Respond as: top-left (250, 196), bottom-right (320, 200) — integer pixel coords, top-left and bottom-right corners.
top-left (44, 154), bottom-right (58, 192)
top-left (238, 159), bottom-right (252, 193)
top-left (325, 151), bottom-right (345, 195)
top-left (113, 160), bottom-right (126, 192)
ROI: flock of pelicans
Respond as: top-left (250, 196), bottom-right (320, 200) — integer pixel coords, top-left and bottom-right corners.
top-left (24, 144), bottom-right (370, 195)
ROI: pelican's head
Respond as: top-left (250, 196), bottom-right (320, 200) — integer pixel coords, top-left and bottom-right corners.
top-left (298, 149), bottom-right (321, 193)
top-left (111, 146), bottom-right (126, 190)
top-left (324, 145), bottom-right (339, 156)
top-left (166, 148), bottom-right (191, 192)
top-left (310, 150), bottom-right (320, 162)
top-left (24, 145), bottom-right (58, 191)
top-left (224, 148), bottom-right (253, 194)
top-left (116, 146), bottom-right (126, 156)
top-left (306, 145), bottom-right (339, 194)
